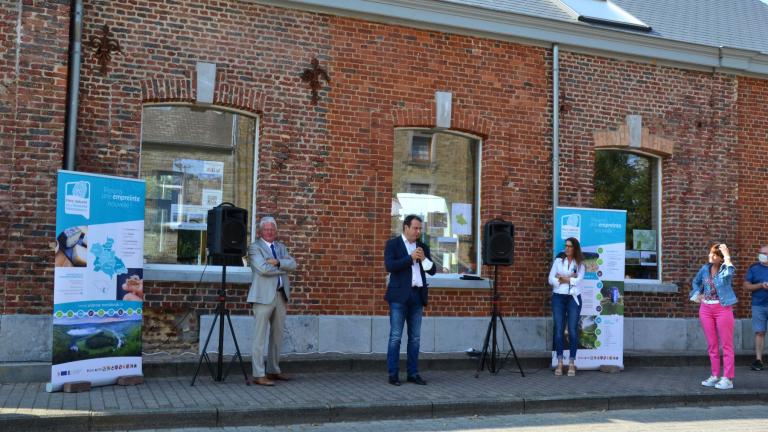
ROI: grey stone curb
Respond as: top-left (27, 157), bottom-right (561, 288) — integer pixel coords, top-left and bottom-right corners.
top-left (2, 391), bottom-right (767, 431)
top-left (2, 353), bottom-right (760, 383)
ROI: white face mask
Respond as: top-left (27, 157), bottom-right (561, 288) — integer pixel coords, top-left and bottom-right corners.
top-left (759, 253), bottom-right (768, 264)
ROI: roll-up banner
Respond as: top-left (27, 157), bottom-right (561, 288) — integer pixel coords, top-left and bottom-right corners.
top-left (48, 170), bottom-right (145, 392)
top-left (553, 207), bottom-right (626, 370)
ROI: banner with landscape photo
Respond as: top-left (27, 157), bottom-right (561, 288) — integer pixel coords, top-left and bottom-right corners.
top-left (51, 171), bottom-right (145, 391)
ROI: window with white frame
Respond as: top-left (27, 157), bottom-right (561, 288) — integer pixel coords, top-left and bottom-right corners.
top-left (139, 105), bottom-right (257, 266)
top-left (594, 150), bottom-right (660, 280)
top-left (392, 129), bottom-right (481, 275)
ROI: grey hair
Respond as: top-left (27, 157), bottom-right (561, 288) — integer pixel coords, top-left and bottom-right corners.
top-left (259, 216), bottom-right (277, 229)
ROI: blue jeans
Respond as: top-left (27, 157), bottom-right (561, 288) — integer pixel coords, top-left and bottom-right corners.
top-left (552, 293), bottom-right (582, 360)
top-left (387, 288), bottom-right (423, 377)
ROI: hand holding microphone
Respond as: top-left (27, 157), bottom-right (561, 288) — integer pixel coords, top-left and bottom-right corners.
top-left (412, 247), bottom-right (425, 262)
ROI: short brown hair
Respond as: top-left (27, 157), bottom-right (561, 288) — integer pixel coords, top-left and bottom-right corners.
top-left (710, 244), bottom-right (724, 260)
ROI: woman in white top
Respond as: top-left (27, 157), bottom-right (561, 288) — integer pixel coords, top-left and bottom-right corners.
top-left (547, 237), bottom-right (585, 376)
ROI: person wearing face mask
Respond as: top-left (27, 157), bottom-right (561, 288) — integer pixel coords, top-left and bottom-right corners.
top-left (690, 243), bottom-right (737, 390)
top-left (743, 245), bottom-right (768, 371)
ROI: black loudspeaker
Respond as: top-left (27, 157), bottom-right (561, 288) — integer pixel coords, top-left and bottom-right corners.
top-left (206, 203), bottom-right (248, 258)
top-left (482, 219), bottom-right (514, 266)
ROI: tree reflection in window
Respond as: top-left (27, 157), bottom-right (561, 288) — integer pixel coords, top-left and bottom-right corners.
top-left (595, 151), bottom-right (659, 280)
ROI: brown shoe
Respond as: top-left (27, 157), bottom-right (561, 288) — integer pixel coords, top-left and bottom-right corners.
top-left (266, 373), bottom-right (291, 381)
top-left (252, 376), bottom-right (275, 386)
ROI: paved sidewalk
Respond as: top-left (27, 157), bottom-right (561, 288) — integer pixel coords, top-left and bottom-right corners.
top-left (1, 365), bottom-right (767, 431)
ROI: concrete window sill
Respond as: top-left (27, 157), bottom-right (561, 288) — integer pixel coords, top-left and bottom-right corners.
top-left (426, 277), bottom-right (492, 289)
top-left (145, 266), bottom-right (490, 290)
top-left (144, 264), bottom-right (252, 284)
top-left (624, 281), bottom-right (678, 293)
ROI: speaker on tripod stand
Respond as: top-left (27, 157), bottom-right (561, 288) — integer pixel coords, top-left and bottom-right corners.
top-left (191, 203), bottom-right (251, 386)
top-left (476, 219), bottom-right (525, 377)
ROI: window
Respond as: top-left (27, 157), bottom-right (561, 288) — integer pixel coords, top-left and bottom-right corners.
top-left (392, 129), bottom-right (481, 275)
top-left (594, 150), bottom-right (660, 280)
top-left (410, 133), bottom-right (432, 164)
top-left (140, 105), bottom-right (257, 266)
top-left (557, 0), bottom-right (651, 31)
top-left (408, 183), bottom-right (431, 194)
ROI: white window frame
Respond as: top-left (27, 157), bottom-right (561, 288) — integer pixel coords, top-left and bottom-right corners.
top-left (138, 103), bottom-right (260, 283)
top-left (395, 127), bottom-right (483, 279)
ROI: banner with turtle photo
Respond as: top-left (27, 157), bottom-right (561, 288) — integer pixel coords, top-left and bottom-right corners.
top-left (553, 207), bottom-right (626, 370)
top-left (49, 171), bottom-right (145, 392)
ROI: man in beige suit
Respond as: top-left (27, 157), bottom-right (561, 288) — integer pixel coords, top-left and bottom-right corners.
top-left (248, 216), bottom-right (297, 386)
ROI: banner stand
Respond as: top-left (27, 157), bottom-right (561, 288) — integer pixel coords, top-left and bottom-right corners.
top-left (552, 207), bottom-right (626, 370)
top-left (49, 170), bottom-right (146, 392)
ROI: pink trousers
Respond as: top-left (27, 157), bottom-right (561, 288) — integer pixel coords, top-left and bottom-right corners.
top-left (699, 303), bottom-right (735, 379)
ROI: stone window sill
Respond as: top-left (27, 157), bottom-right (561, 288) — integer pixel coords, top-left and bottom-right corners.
top-left (624, 281), bottom-right (678, 293)
top-left (426, 276), bottom-right (492, 289)
top-left (144, 264), bottom-right (252, 284)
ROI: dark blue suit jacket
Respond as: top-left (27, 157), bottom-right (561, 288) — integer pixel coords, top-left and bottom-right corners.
top-left (384, 236), bottom-right (437, 305)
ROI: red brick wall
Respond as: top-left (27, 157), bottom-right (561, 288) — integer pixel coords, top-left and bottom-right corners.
top-left (1, 1), bottom-right (69, 314)
top-left (320, 19), bottom-right (552, 318)
top-left (3, 1), bottom-right (768, 350)
top-left (736, 77), bottom-right (768, 316)
top-left (558, 52), bottom-right (741, 317)
top-left (70, 1), bottom-right (554, 332)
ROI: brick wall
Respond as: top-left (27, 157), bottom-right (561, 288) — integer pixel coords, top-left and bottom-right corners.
top-left (736, 77), bottom-right (768, 316)
top-left (1, 0), bottom-right (70, 314)
top-left (2, 1), bottom-right (768, 351)
top-left (557, 52), bottom-right (741, 317)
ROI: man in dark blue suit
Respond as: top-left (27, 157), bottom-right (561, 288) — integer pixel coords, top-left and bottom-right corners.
top-left (384, 214), bottom-right (437, 386)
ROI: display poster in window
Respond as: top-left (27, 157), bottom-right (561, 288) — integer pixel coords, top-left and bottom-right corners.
top-left (50, 170), bottom-right (145, 392)
top-left (202, 189), bottom-right (223, 209)
top-left (436, 236), bottom-right (458, 253)
top-left (451, 203), bottom-right (472, 236)
top-left (170, 159), bottom-right (224, 227)
top-left (428, 211), bottom-right (448, 228)
top-left (632, 229), bottom-right (656, 251)
top-left (553, 207), bottom-right (626, 370)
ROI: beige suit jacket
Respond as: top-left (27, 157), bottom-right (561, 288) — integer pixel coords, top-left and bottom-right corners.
top-left (247, 238), bottom-right (297, 304)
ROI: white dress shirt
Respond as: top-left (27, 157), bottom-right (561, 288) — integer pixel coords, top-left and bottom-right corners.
top-left (547, 257), bottom-right (585, 299)
top-left (402, 235), bottom-right (425, 287)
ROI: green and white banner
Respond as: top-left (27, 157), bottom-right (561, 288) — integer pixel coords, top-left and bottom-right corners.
top-left (49, 171), bottom-right (145, 392)
top-left (553, 207), bottom-right (626, 370)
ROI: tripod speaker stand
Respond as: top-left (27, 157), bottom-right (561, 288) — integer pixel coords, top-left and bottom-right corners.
top-left (191, 204), bottom-right (250, 386)
top-left (191, 263), bottom-right (250, 386)
top-left (475, 265), bottom-right (525, 377)
top-left (476, 219), bottom-right (524, 377)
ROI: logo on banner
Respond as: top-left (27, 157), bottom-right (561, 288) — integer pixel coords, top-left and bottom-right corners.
top-left (560, 214), bottom-right (580, 240)
top-left (64, 181), bottom-right (91, 219)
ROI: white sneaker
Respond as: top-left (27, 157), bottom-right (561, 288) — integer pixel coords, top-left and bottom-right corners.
top-left (701, 375), bottom-right (719, 387)
top-left (714, 377), bottom-right (733, 390)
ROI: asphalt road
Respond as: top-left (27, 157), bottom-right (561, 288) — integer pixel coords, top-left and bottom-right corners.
top-left (126, 404), bottom-right (768, 432)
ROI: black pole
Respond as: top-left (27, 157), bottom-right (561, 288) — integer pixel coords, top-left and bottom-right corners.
top-left (216, 265), bottom-right (227, 381)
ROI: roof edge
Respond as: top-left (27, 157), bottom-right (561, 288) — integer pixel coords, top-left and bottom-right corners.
top-left (250, 0), bottom-right (768, 78)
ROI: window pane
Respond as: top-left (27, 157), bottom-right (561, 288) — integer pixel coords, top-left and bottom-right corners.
top-left (594, 151), bottom-right (658, 279)
top-left (392, 130), bottom-right (479, 275)
top-left (140, 106), bottom-right (256, 265)
top-left (408, 183), bottom-right (431, 194)
top-left (411, 134), bottom-right (431, 163)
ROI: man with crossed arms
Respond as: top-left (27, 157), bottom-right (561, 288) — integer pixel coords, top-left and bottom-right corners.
top-left (248, 216), bottom-right (296, 386)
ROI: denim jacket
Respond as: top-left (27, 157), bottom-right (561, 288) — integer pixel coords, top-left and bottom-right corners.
top-left (689, 263), bottom-right (738, 306)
